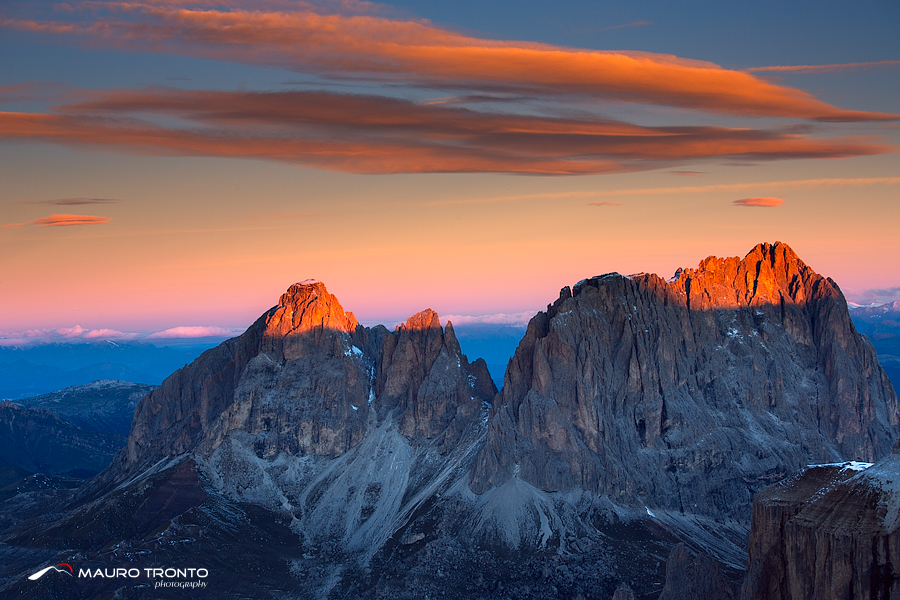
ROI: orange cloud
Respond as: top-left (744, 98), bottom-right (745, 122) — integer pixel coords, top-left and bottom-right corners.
top-left (733, 197), bottom-right (784, 207)
top-left (1, 2), bottom-right (896, 121)
top-left (0, 88), bottom-right (891, 175)
top-left (588, 201), bottom-right (621, 206)
top-left (747, 60), bottom-right (900, 74)
top-left (10, 213), bottom-right (113, 226)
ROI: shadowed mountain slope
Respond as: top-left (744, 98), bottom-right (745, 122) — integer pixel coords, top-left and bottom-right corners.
top-left (472, 242), bottom-right (897, 529)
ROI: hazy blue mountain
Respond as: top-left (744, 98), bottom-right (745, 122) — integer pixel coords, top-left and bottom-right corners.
top-left (0, 340), bottom-right (224, 399)
top-left (15, 380), bottom-right (155, 436)
top-left (0, 402), bottom-right (125, 478)
top-left (849, 302), bottom-right (900, 392)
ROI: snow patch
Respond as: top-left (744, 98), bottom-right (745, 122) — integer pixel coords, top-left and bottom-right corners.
top-left (807, 461), bottom-right (873, 472)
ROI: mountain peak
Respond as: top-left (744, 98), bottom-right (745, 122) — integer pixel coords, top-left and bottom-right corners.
top-left (399, 309), bottom-right (441, 332)
top-left (279, 279), bottom-right (327, 305)
top-left (675, 240), bottom-right (822, 310)
top-left (271, 280), bottom-right (358, 338)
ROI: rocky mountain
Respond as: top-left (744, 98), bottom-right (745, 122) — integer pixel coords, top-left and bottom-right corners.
top-left (1, 243), bottom-right (897, 599)
top-left (105, 280), bottom-right (494, 481)
top-left (472, 241), bottom-right (896, 562)
top-left (741, 452), bottom-right (900, 599)
top-left (0, 402), bottom-right (125, 478)
top-left (15, 380), bottom-right (154, 436)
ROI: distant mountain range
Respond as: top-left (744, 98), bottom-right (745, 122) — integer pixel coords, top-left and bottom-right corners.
top-left (1, 242), bottom-right (896, 600)
top-left (0, 403), bottom-right (124, 479)
top-left (0, 341), bottom-right (220, 399)
top-left (14, 380), bottom-right (154, 436)
top-left (849, 301), bottom-right (900, 392)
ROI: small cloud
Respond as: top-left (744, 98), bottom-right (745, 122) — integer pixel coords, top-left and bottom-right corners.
top-left (588, 201), bottom-right (621, 207)
top-left (15, 198), bottom-right (121, 206)
top-left (0, 325), bottom-right (137, 343)
top-left (733, 197), bottom-right (784, 207)
top-left (441, 311), bottom-right (537, 326)
top-left (83, 328), bottom-right (137, 339)
top-left (0, 324), bottom-right (232, 346)
top-left (249, 211), bottom-right (331, 222)
top-left (16, 214), bottom-right (112, 227)
top-left (4, 214), bottom-right (112, 227)
top-left (148, 326), bottom-right (237, 339)
top-left (56, 325), bottom-right (86, 338)
top-left (747, 60), bottom-right (900, 74)
top-left (847, 286), bottom-right (900, 306)
top-left (604, 20), bottom-right (653, 31)
top-left (669, 170), bottom-right (705, 176)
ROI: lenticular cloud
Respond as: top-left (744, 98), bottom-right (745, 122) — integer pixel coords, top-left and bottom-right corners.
top-left (733, 197), bottom-right (785, 207)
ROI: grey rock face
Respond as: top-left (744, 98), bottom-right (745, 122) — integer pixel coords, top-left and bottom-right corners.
top-left (113, 280), bottom-right (494, 480)
top-left (741, 452), bottom-right (900, 600)
top-left (4, 243), bottom-right (897, 599)
top-left (471, 242), bottom-right (898, 525)
top-left (658, 543), bottom-right (737, 600)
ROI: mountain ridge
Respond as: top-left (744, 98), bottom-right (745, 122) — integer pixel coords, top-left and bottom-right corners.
top-left (3, 241), bottom-right (897, 600)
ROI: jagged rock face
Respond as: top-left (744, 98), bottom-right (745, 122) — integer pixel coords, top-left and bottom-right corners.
top-left (376, 311), bottom-right (485, 451)
top-left (7, 243), bottom-right (898, 599)
top-left (741, 454), bottom-right (900, 600)
top-left (118, 281), bottom-right (494, 479)
top-left (657, 543), bottom-right (737, 600)
top-left (471, 242), bottom-right (898, 522)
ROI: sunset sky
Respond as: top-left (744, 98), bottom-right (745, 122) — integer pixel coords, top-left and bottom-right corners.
top-left (1, 0), bottom-right (898, 341)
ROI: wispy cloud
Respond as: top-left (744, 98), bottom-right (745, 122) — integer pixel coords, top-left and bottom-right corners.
top-left (83, 328), bottom-right (134, 339)
top-left (1, 2), bottom-right (896, 121)
top-left (747, 60), bottom-right (900, 74)
top-left (0, 81), bottom-right (80, 102)
top-left (588, 201), bottom-right (621, 206)
top-left (733, 196), bottom-right (784, 207)
top-left (0, 325), bottom-right (138, 345)
top-left (248, 211), bottom-right (331, 222)
top-left (441, 311), bottom-right (536, 326)
top-left (0, 323), bottom-right (240, 346)
top-left (147, 326), bottom-right (237, 339)
top-left (846, 286), bottom-right (900, 306)
top-left (0, 88), bottom-right (891, 175)
top-left (604, 20), bottom-right (653, 31)
top-left (13, 198), bottom-right (121, 206)
top-left (436, 176), bottom-right (900, 205)
top-left (3, 213), bottom-right (112, 227)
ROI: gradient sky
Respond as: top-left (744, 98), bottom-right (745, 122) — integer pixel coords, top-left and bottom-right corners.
top-left (1, 0), bottom-right (898, 340)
